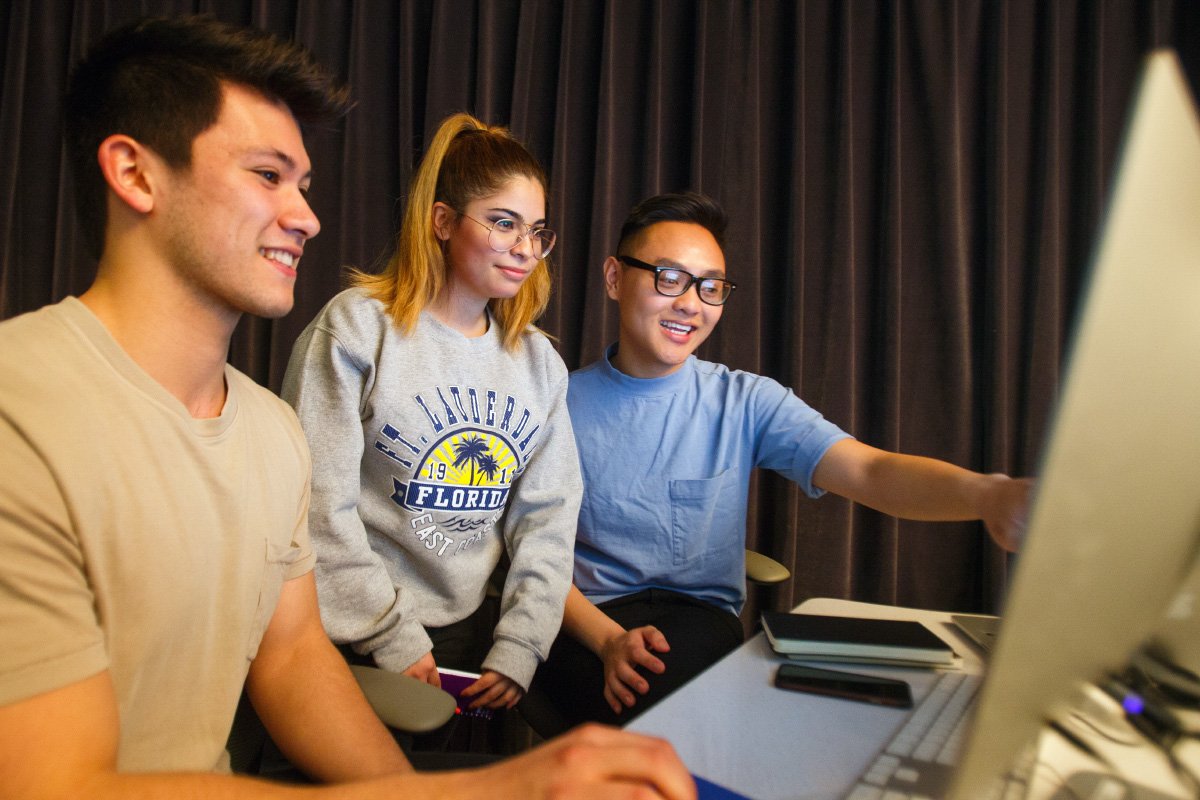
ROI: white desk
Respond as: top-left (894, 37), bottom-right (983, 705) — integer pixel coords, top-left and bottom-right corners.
top-left (626, 598), bottom-right (983, 800)
top-left (626, 598), bottom-right (1196, 800)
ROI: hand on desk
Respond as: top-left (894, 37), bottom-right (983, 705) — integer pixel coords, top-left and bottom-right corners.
top-left (600, 625), bottom-right (671, 714)
top-left (473, 723), bottom-right (696, 800)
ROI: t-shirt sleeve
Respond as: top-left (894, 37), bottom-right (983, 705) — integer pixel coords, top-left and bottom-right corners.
top-left (283, 454), bottom-right (317, 581)
top-left (749, 376), bottom-right (852, 497)
top-left (0, 417), bottom-right (108, 705)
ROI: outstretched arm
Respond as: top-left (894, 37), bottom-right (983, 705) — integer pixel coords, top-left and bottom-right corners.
top-left (561, 584), bottom-right (672, 714)
top-left (813, 439), bottom-right (1033, 551)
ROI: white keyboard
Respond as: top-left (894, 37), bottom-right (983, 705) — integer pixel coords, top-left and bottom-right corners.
top-left (844, 671), bottom-right (1030, 800)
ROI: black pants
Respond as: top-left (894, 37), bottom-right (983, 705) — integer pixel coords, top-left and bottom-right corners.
top-left (530, 589), bottom-right (744, 733)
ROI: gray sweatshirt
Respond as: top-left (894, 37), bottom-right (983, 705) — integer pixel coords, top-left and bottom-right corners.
top-left (282, 288), bottom-right (581, 689)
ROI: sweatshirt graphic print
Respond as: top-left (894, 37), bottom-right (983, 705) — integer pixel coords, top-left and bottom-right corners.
top-left (377, 385), bottom-right (540, 559)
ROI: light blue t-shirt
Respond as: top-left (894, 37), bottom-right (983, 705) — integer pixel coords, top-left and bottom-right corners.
top-left (568, 345), bottom-right (851, 615)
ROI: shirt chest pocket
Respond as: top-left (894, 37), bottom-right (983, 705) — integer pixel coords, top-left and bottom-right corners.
top-left (668, 468), bottom-right (743, 565)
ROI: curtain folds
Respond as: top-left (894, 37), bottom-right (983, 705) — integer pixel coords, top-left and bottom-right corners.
top-left (3, 0), bottom-right (1198, 622)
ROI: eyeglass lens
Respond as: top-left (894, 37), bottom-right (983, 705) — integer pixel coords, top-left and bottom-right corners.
top-left (656, 268), bottom-right (732, 305)
top-left (488, 225), bottom-right (556, 258)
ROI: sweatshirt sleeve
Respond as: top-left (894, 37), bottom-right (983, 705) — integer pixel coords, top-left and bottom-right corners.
top-left (483, 362), bottom-right (582, 690)
top-left (281, 315), bottom-right (433, 671)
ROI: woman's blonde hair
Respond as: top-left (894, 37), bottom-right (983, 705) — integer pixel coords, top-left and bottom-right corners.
top-left (351, 113), bottom-right (552, 350)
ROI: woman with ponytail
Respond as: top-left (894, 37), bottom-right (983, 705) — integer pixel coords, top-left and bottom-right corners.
top-left (282, 113), bottom-right (581, 713)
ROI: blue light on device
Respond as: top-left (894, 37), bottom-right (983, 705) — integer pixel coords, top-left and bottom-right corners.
top-left (1121, 693), bottom-right (1146, 716)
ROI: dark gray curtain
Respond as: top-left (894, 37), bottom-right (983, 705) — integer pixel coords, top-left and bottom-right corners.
top-left (3, 0), bottom-right (1198, 626)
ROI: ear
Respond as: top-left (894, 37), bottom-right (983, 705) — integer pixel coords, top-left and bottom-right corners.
top-left (431, 202), bottom-right (456, 242)
top-left (96, 134), bottom-right (158, 216)
top-left (602, 256), bottom-right (623, 301)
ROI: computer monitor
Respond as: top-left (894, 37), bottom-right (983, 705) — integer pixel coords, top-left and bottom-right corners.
top-left (949, 48), bottom-right (1200, 798)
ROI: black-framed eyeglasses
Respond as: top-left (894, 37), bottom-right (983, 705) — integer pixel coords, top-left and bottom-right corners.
top-left (617, 255), bottom-right (736, 306)
top-left (456, 211), bottom-right (556, 258)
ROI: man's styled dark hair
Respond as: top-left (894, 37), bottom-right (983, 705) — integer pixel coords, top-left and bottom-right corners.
top-left (616, 191), bottom-right (729, 255)
top-left (64, 14), bottom-right (353, 258)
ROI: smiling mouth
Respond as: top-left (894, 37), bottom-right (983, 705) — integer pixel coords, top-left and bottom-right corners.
top-left (660, 320), bottom-right (695, 335)
top-left (261, 248), bottom-right (298, 274)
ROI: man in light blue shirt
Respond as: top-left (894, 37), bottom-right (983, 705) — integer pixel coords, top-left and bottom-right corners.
top-left (530, 192), bottom-right (1031, 731)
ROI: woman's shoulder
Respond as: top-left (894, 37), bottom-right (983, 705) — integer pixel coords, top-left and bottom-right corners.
top-left (309, 286), bottom-right (392, 336)
top-left (509, 326), bottom-right (569, 383)
top-left (520, 326), bottom-right (567, 361)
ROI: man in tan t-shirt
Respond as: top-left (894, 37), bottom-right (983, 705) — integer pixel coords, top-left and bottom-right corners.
top-left (0, 15), bottom-right (694, 800)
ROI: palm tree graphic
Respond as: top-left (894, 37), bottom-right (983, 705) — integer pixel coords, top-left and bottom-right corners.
top-left (452, 435), bottom-right (491, 486)
top-left (475, 452), bottom-right (500, 485)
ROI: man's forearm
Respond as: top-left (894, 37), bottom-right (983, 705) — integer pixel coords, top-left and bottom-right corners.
top-left (858, 452), bottom-right (996, 520)
top-left (246, 572), bottom-right (412, 783)
top-left (74, 770), bottom-right (412, 800)
top-left (247, 624), bottom-right (412, 782)
top-left (0, 670), bottom-right (412, 800)
top-left (562, 584), bottom-right (625, 656)
top-left (816, 439), bottom-right (992, 520)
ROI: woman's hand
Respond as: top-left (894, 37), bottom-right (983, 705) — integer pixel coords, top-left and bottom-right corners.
top-left (460, 670), bottom-right (524, 710)
top-left (401, 651), bottom-right (441, 689)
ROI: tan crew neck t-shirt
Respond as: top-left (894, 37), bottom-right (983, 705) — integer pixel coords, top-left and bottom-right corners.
top-left (0, 298), bottom-right (314, 772)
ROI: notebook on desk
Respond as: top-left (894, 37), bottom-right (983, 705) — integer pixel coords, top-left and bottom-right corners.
top-left (762, 611), bottom-right (957, 666)
top-left (848, 48), bottom-right (1200, 800)
top-left (950, 614), bottom-right (1000, 655)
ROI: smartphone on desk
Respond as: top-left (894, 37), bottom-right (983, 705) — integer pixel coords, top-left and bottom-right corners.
top-left (774, 663), bottom-right (913, 708)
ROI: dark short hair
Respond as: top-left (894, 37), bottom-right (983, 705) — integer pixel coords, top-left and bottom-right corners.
top-left (64, 15), bottom-right (352, 258)
top-left (616, 191), bottom-right (729, 255)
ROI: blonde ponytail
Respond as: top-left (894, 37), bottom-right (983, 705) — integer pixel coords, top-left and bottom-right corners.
top-left (350, 113), bottom-right (552, 350)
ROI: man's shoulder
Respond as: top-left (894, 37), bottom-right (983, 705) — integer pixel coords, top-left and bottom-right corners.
top-left (0, 301), bottom-right (70, 352)
top-left (0, 301), bottom-right (92, 399)
top-left (689, 357), bottom-right (785, 395)
top-left (689, 356), bottom-right (734, 380)
top-left (568, 355), bottom-right (606, 382)
top-left (566, 355), bottom-right (776, 396)
top-left (566, 356), bottom-right (614, 400)
top-left (225, 367), bottom-right (305, 435)
top-left (223, 368), bottom-right (311, 487)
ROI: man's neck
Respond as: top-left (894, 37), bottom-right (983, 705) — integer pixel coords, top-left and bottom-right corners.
top-left (80, 274), bottom-right (237, 420)
top-left (608, 342), bottom-right (685, 381)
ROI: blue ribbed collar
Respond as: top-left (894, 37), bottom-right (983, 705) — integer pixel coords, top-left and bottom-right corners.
top-left (597, 342), bottom-right (695, 397)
